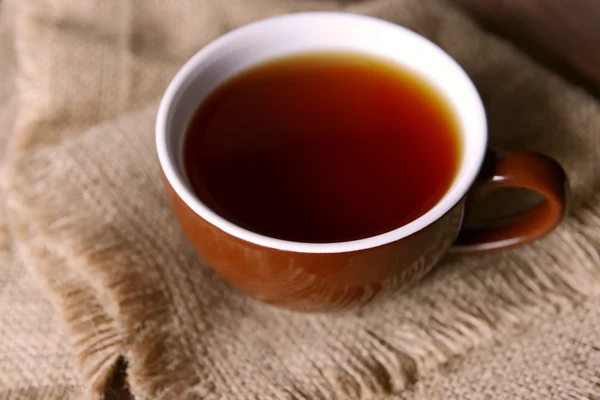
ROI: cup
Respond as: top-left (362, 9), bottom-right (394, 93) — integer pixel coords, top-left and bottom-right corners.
top-left (156, 12), bottom-right (567, 312)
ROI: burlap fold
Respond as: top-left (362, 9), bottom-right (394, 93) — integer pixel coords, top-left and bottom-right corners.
top-left (1, 0), bottom-right (599, 399)
top-left (0, 1), bottom-right (80, 399)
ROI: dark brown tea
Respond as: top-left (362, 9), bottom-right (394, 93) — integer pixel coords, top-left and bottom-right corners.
top-left (184, 52), bottom-right (461, 243)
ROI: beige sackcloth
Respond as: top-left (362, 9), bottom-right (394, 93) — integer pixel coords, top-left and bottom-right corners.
top-left (1, 0), bottom-right (599, 399)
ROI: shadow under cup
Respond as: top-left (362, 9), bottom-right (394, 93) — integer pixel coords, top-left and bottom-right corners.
top-left (156, 13), bottom-right (564, 311)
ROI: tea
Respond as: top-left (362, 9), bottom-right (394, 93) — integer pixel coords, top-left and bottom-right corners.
top-left (183, 52), bottom-right (461, 243)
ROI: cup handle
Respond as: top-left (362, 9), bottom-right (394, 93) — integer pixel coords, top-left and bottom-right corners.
top-left (450, 149), bottom-right (568, 255)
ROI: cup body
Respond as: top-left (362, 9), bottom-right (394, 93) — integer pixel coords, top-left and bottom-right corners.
top-left (156, 12), bottom-right (487, 311)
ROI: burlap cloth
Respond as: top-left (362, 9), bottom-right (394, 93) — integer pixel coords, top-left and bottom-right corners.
top-left (0, 0), bottom-right (599, 399)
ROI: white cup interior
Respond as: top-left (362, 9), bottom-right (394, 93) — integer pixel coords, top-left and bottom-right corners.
top-left (156, 12), bottom-right (487, 254)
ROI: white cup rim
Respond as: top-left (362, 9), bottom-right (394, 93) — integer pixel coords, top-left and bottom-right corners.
top-left (156, 12), bottom-right (487, 254)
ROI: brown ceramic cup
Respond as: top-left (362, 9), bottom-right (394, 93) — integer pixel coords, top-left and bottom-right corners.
top-left (156, 13), bottom-right (568, 311)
